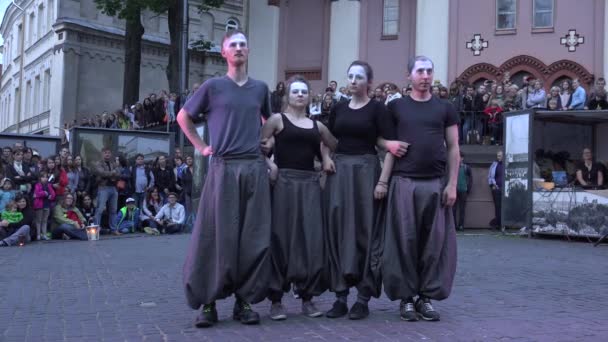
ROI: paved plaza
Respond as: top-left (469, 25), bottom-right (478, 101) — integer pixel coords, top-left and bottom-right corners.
top-left (1, 232), bottom-right (607, 342)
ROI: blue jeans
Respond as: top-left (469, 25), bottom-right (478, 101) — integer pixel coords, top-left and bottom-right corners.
top-left (118, 221), bottom-right (135, 234)
top-left (95, 186), bottom-right (118, 231)
top-left (133, 192), bottom-right (145, 210)
top-left (52, 224), bottom-right (88, 240)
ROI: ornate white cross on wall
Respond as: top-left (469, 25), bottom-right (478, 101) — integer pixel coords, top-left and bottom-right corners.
top-left (466, 34), bottom-right (488, 56)
top-left (560, 29), bottom-right (584, 52)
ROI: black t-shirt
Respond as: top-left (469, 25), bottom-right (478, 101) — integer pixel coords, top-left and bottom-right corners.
top-left (387, 96), bottom-right (459, 178)
top-left (328, 100), bottom-right (393, 155)
top-left (576, 162), bottom-right (604, 186)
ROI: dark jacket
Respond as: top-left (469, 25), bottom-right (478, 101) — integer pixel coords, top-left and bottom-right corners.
top-left (153, 167), bottom-right (175, 193)
top-left (75, 167), bottom-right (92, 194)
top-left (459, 163), bottom-right (473, 194)
top-left (178, 166), bottom-right (193, 196)
top-left (5, 162), bottom-right (34, 188)
top-left (93, 159), bottom-right (120, 187)
top-left (130, 165), bottom-right (153, 192)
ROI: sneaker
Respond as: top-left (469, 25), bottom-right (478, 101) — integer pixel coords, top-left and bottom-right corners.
top-left (119, 228), bottom-right (130, 234)
top-left (301, 301), bottom-right (322, 318)
top-left (40, 235), bottom-right (50, 241)
top-left (144, 227), bottom-right (157, 235)
top-left (269, 302), bottom-right (287, 321)
top-left (62, 233), bottom-right (71, 240)
top-left (415, 298), bottom-right (440, 321)
top-left (233, 300), bottom-right (260, 325)
top-left (400, 299), bottom-right (418, 321)
top-left (195, 303), bottom-right (218, 328)
top-left (112, 231), bottom-right (122, 236)
top-left (325, 300), bottom-right (348, 318)
top-left (348, 302), bottom-right (369, 320)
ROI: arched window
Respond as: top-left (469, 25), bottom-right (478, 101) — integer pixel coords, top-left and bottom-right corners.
top-left (225, 18), bottom-right (239, 32)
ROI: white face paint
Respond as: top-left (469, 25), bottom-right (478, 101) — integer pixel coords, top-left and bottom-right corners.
top-left (288, 81), bottom-right (310, 107)
top-left (347, 65), bottom-right (368, 84)
top-left (222, 33), bottom-right (248, 52)
top-left (290, 82), bottom-right (309, 96)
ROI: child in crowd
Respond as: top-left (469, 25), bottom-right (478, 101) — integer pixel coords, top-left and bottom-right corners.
top-left (33, 172), bottom-right (56, 240)
top-left (1, 200), bottom-right (23, 225)
top-left (115, 197), bottom-right (140, 234)
top-left (548, 98), bottom-right (559, 111)
top-left (0, 178), bottom-right (16, 212)
top-left (79, 194), bottom-right (96, 225)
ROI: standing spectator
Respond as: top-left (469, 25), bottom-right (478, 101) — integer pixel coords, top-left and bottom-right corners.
top-left (483, 99), bottom-right (504, 145)
top-left (115, 197), bottom-right (140, 234)
top-left (384, 83), bottom-right (402, 105)
top-left (453, 152), bottom-right (472, 231)
top-left (545, 86), bottom-right (563, 110)
top-left (526, 80), bottom-right (547, 109)
top-left (373, 87), bottom-right (386, 103)
top-left (51, 193), bottom-right (88, 240)
top-left (168, 93), bottom-right (178, 123)
top-left (116, 155), bottom-right (133, 208)
top-left (153, 155), bottom-right (176, 203)
top-left (0, 194), bottom-right (33, 247)
top-left (309, 95), bottom-right (322, 116)
top-left (46, 157), bottom-right (68, 205)
top-left (33, 171), bottom-right (55, 240)
top-left (568, 79), bottom-right (587, 110)
top-left (143, 98), bottom-right (154, 127)
top-left (93, 148), bottom-right (120, 235)
top-left (152, 94), bottom-right (166, 126)
top-left (271, 82), bottom-right (286, 113)
top-left (439, 86), bottom-right (449, 99)
top-left (488, 151), bottom-right (504, 230)
top-left (179, 155), bottom-right (194, 217)
top-left (461, 85), bottom-right (475, 143)
top-left (78, 194), bottom-right (96, 225)
top-left (130, 154), bottom-right (154, 210)
top-left (587, 78), bottom-right (608, 110)
top-left (133, 103), bottom-right (145, 128)
top-left (2, 146), bottom-right (13, 165)
top-left (74, 155), bottom-right (92, 201)
top-left (66, 155), bottom-right (79, 200)
top-left (560, 79), bottom-right (573, 110)
top-left (153, 192), bottom-right (185, 234)
top-left (314, 93), bottom-right (333, 127)
top-left (576, 148), bottom-right (604, 188)
top-left (6, 149), bottom-right (33, 193)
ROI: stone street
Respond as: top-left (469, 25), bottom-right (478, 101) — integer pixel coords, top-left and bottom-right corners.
top-left (1, 232), bottom-right (607, 342)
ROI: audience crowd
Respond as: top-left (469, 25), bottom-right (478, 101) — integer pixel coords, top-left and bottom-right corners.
top-left (0, 142), bottom-right (193, 247)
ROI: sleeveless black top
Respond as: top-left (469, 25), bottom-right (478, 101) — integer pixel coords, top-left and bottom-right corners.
top-left (274, 113), bottom-right (321, 171)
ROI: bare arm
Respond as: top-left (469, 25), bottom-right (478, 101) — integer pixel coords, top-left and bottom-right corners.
top-left (317, 122), bottom-right (337, 151)
top-left (374, 152), bottom-right (394, 200)
top-left (177, 109), bottom-right (210, 155)
top-left (576, 170), bottom-right (587, 186)
top-left (261, 114), bottom-right (282, 140)
top-left (377, 137), bottom-right (409, 158)
top-left (443, 125), bottom-right (461, 207)
top-left (598, 170), bottom-right (604, 186)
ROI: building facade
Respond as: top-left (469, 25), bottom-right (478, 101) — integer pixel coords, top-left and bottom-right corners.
top-left (0, 0), bottom-right (245, 135)
top-left (249, 0), bottom-right (608, 94)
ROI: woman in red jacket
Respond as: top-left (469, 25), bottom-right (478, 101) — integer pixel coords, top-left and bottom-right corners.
top-left (46, 156), bottom-right (68, 204)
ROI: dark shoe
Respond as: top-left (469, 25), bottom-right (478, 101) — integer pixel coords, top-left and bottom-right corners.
top-left (457, 225), bottom-right (465, 232)
top-left (325, 300), bottom-right (348, 318)
top-left (195, 303), bottom-right (218, 328)
top-left (348, 302), bottom-right (369, 320)
top-left (400, 299), bottom-right (418, 321)
top-left (415, 298), bottom-right (440, 321)
top-left (233, 301), bottom-right (260, 325)
top-left (269, 302), bottom-right (287, 321)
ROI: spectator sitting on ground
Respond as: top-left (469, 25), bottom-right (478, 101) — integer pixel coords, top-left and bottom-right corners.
top-left (116, 197), bottom-right (140, 234)
top-left (51, 193), bottom-right (88, 240)
top-left (141, 187), bottom-right (163, 235)
top-left (78, 193), bottom-right (96, 226)
top-left (1, 200), bottom-right (23, 226)
top-left (153, 192), bottom-right (185, 234)
top-left (0, 194), bottom-right (33, 247)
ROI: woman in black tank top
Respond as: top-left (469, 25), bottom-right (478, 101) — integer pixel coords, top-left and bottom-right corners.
top-left (261, 75), bottom-right (337, 321)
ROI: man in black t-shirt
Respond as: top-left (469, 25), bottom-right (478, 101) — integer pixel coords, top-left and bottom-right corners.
top-left (178, 30), bottom-right (272, 328)
top-left (382, 56), bottom-right (460, 322)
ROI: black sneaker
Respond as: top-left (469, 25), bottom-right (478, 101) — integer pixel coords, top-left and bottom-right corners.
top-left (325, 300), bottom-right (348, 318)
top-left (415, 298), bottom-right (440, 321)
top-left (194, 303), bottom-right (218, 328)
top-left (400, 299), bottom-right (418, 321)
top-left (233, 300), bottom-right (260, 325)
top-left (348, 302), bottom-right (369, 320)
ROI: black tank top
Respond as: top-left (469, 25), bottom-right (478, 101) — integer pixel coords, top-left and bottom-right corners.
top-left (274, 113), bottom-right (321, 171)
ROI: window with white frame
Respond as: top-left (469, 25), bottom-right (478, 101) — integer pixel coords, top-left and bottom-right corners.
top-left (496, 0), bottom-right (516, 30)
top-left (14, 87), bottom-right (20, 120)
top-left (533, 0), bottom-right (553, 28)
top-left (34, 75), bottom-right (41, 116)
top-left (43, 69), bottom-right (51, 111)
top-left (225, 18), bottom-right (239, 32)
top-left (28, 13), bottom-right (35, 45)
top-left (25, 81), bottom-right (32, 118)
top-left (37, 4), bottom-right (44, 38)
top-left (383, 0), bottom-right (399, 36)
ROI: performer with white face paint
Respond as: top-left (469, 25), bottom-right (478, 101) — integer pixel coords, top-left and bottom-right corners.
top-left (178, 30), bottom-right (272, 328)
top-left (261, 75), bottom-right (338, 321)
top-left (323, 61), bottom-right (408, 320)
top-left (382, 56), bottom-right (460, 322)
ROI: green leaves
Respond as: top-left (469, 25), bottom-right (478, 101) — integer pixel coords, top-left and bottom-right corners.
top-left (94, 0), bottom-right (224, 20)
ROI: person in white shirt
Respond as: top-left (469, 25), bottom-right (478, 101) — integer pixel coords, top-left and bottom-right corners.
top-left (153, 192), bottom-right (185, 234)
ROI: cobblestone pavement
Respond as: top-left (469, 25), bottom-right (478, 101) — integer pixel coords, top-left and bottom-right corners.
top-left (1, 232), bottom-right (607, 342)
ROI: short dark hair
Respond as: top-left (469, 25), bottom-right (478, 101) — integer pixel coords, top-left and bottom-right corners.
top-left (167, 192), bottom-right (178, 198)
top-left (407, 55), bottom-right (434, 74)
top-left (101, 147), bottom-right (112, 153)
top-left (347, 60), bottom-right (374, 83)
top-left (135, 153), bottom-right (144, 159)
